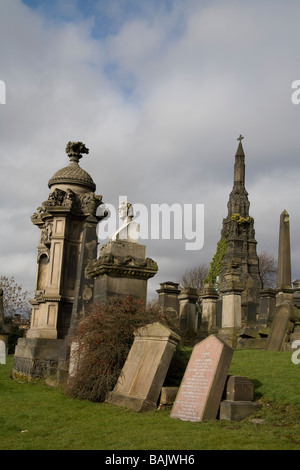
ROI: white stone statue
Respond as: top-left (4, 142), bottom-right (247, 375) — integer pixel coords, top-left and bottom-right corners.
top-left (111, 201), bottom-right (139, 243)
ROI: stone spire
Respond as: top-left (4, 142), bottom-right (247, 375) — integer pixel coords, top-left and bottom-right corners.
top-left (234, 135), bottom-right (245, 186)
top-left (209, 136), bottom-right (262, 310)
top-left (226, 135), bottom-right (250, 219)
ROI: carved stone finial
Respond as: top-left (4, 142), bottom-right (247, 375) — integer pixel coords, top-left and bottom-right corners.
top-left (65, 142), bottom-right (89, 164)
top-left (237, 134), bottom-right (244, 142)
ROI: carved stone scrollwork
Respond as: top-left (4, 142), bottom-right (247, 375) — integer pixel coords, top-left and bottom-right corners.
top-left (40, 188), bottom-right (103, 217)
top-left (40, 221), bottom-right (53, 246)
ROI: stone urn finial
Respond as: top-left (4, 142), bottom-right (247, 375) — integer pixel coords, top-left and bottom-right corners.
top-left (65, 141), bottom-right (89, 164)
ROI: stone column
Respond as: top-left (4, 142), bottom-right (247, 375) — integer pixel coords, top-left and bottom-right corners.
top-left (221, 289), bottom-right (242, 328)
top-left (258, 288), bottom-right (276, 323)
top-left (200, 284), bottom-right (219, 333)
top-left (276, 210), bottom-right (293, 305)
top-left (178, 288), bottom-right (198, 331)
top-left (156, 282), bottom-right (180, 317)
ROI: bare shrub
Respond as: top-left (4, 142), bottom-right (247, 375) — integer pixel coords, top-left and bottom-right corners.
top-left (65, 296), bottom-right (179, 402)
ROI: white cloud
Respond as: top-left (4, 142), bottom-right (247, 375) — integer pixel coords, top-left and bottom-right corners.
top-left (1, 0), bottom-right (300, 301)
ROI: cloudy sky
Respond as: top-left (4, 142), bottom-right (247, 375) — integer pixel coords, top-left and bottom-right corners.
top-left (1, 0), bottom-right (300, 300)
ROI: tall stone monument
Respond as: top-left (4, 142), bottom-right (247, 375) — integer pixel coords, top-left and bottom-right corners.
top-left (86, 201), bottom-right (157, 304)
top-left (276, 210), bottom-right (293, 305)
top-left (208, 136), bottom-right (262, 316)
top-left (13, 142), bottom-right (105, 380)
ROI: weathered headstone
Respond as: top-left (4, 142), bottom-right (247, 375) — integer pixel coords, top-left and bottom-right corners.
top-left (106, 322), bottom-right (180, 412)
top-left (220, 375), bottom-right (261, 420)
top-left (225, 375), bottom-right (254, 401)
top-left (170, 335), bottom-right (233, 422)
top-left (266, 302), bottom-right (295, 351)
top-left (0, 339), bottom-right (6, 364)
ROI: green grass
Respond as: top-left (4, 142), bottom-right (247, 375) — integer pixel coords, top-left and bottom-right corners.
top-left (1, 350), bottom-right (300, 450)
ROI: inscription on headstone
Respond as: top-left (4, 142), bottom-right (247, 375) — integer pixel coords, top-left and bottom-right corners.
top-left (171, 335), bottom-right (233, 421)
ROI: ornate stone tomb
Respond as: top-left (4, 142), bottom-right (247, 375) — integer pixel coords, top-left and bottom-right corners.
top-left (171, 335), bottom-right (233, 421)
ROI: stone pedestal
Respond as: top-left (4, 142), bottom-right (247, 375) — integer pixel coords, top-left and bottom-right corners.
top-left (200, 284), bottom-right (219, 334)
top-left (178, 288), bottom-right (198, 331)
top-left (221, 290), bottom-right (242, 328)
top-left (258, 289), bottom-right (276, 323)
top-left (106, 322), bottom-right (180, 412)
top-left (156, 282), bottom-right (180, 316)
top-left (13, 338), bottom-right (64, 380)
top-left (86, 240), bottom-right (158, 304)
top-left (219, 400), bottom-right (261, 421)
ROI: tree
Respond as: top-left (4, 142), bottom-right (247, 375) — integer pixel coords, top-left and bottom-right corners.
top-left (0, 276), bottom-right (31, 320)
top-left (178, 263), bottom-right (209, 294)
top-left (258, 251), bottom-right (277, 289)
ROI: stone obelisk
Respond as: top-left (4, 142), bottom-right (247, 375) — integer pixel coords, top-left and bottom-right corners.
top-left (276, 210), bottom-right (293, 305)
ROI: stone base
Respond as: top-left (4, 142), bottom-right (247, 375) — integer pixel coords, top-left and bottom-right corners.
top-left (219, 400), bottom-right (262, 421)
top-left (12, 337), bottom-right (64, 381)
top-left (86, 240), bottom-right (158, 305)
top-left (159, 387), bottom-right (179, 406)
top-left (106, 391), bottom-right (157, 412)
top-left (217, 327), bottom-right (241, 348)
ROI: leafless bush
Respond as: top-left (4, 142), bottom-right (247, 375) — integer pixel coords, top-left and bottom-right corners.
top-left (65, 296), bottom-right (179, 402)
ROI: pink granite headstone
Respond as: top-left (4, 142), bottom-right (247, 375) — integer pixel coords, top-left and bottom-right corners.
top-left (171, 335), bottom-right (233, 421)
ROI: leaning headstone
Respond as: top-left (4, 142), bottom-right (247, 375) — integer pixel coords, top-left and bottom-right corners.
top-left (106, 322), bottom-right (180, 412)
top-left (170, 335), bottom-right (233, 422)
top-left (225, 375), bottom-right (254, 401)
top-left (266, 301), bottom-right (296, 351)
top-left (220, 375), bottom-right (261, 420)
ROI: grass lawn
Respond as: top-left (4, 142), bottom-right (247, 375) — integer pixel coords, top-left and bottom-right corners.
top-left (1, 350), bottom-right (300, 450)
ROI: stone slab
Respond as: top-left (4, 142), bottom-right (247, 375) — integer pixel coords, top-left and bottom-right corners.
top-left (0, 339), bottom-right (6, 364)
top-left (159, 387), bottom-right (179, 405)
top-left (106, 322), bottom-right (180, 412)
top-left (170, 335), bottom-right (233, 422)
top-left (225, 375), bottom-right (254, 402)
top-left (219, 400), bottom-right (262, 421)
top-left (266, 302), bottom-right (294, 351)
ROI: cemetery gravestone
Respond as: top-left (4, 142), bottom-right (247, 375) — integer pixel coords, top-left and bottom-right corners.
top-left (0, 339), bottom-right (6, 364)
top-left (171, 335), bottom-right (233, 422)
top-left (266, 302), bottom-right (295, 351)
top-left (106, 322), bottom-right (180, 412)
